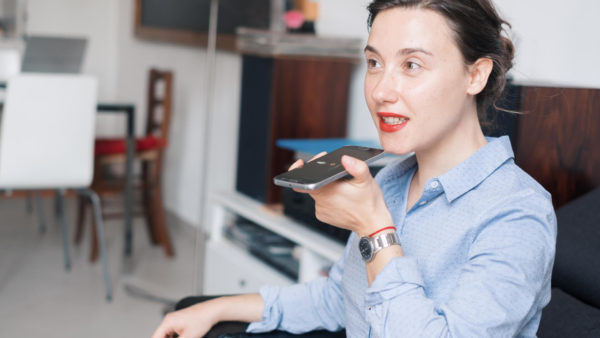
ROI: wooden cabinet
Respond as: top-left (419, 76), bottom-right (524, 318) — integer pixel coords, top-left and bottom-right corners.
top-left (515, 86), bottom-right (600, 208)
top-left (234, 29), bottom-right (362, 204)
top-left (236, 54), bottom-right (355, 204)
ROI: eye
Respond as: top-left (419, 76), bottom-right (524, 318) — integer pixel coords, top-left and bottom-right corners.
top-left (405, 61), bottom-right (421, 71)
top-left (367, 58), bottom-right (381, 69)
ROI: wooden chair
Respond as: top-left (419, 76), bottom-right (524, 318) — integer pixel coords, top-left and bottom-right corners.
top-left (75, 68), bottom-right (175, 261)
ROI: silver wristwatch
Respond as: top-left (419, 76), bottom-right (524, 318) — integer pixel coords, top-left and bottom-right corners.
top-left (359, 232), bottom-right (400, 262)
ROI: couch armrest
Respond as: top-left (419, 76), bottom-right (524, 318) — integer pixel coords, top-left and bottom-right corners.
top-left (553, 187), bottom-right (600, 308)
top-left (538, 288), bottom-right (600, 337)
top-left (175, 296), bottom-right (345, 338)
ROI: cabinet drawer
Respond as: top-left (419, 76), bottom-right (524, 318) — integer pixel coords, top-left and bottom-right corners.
top-left (203, 240), bottom-right (294, 295)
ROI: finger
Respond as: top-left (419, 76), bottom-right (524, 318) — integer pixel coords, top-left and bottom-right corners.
top-left (288, 159), bottom-right (304, 171)
top-left (341, 155), bottom-right (371, 184)
top-left (151, 323), bottom-right (171, 338)
top-left (289, 151), bottom-right (327, 193)
top-left (308, 151), bottom-right (327, 162)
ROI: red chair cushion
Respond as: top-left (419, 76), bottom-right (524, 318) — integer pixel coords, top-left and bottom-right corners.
top-left (95, 136), bottom-right (167, 156)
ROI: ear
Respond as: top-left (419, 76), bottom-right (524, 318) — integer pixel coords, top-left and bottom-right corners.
top-left (466, 57), bottom-right (493, 96)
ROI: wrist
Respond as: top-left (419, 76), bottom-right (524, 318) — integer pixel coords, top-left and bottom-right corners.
top-left (366, 208), bottom-right (393, 236)
top-left (358, 217), bottom-right (394, 238)
top-left (368, 226), bottom-right (396, 237)
top-left (211, 293), bottom-right (264, 324)
top-left (206, 297), bottom-right (228, 325)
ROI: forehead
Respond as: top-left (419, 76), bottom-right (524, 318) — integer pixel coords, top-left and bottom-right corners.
top-left (367, 7), bottom-right (457, 54)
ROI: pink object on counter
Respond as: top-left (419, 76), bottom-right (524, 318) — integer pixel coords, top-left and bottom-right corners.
top-left (284, 10), bottom-right (305, 29)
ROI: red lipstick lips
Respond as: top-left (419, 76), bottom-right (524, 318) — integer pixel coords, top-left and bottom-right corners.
top-left (377, 112), bottom-right (409, 133)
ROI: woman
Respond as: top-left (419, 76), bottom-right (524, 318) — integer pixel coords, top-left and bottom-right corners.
top-left (152, 0), bottom-right (556, 337)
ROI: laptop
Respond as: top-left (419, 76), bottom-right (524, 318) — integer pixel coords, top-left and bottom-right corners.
top-left (21, 35), bottom-right (87, 74)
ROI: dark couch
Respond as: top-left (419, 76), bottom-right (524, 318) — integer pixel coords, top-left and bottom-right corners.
top-left (537, 187), bottom-right (600, 337)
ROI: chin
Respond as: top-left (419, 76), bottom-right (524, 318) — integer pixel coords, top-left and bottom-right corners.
top-left (378, 133), bottom-right (413, 156)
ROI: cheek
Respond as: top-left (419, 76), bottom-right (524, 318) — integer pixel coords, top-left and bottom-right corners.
top-left (438, 61), bottom-right (470, 100)
top-left (364, 78), bottom-right (378, 120)
top-left (411, 69), bottom-right (467, 118)
top-left (364, 77), bottom-right (374, 108)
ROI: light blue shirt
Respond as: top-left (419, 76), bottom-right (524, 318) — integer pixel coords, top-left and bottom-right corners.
top-left (247, 136), bottom-right (556, 337)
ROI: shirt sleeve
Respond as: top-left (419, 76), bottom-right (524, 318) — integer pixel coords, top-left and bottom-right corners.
top-left (363, 189), bottom-right (557, 337)
top-left (246, 242), bottom-right (350, 334)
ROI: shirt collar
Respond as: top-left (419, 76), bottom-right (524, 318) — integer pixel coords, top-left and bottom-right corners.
top-left (438, 136), bottom-right (514, 203)
top-left (377, 154), bottom-right (417, 188)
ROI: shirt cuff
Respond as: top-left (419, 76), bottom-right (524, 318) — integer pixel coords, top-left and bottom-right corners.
top-left (365, 256), bottom-right (425, 306)
top-left (246, 285), bottom-right (282, 333)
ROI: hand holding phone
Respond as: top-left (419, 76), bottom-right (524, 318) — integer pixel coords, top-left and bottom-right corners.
top-left (273, 145), bottom-right (385, 190)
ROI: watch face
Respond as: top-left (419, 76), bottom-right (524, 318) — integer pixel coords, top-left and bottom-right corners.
top-left (359, 237), bottom-right (373, 261)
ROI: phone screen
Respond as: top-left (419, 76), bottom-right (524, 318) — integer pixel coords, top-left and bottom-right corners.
top-left (273, 146), bottom-right (384, 190)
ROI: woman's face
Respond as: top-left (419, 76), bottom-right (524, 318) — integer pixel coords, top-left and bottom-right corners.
top-left (364, 8), bottom-right (476, 155)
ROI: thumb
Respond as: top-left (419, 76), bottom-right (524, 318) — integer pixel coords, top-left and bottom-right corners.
top-left (341, 155), bottom-right (371, 183)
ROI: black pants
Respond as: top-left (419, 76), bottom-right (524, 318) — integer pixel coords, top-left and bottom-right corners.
top-left (175, 296), bottom-right (345, 338)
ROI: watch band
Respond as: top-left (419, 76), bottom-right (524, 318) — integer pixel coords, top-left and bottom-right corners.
top-left (371, 232), bottom-right (399, 255)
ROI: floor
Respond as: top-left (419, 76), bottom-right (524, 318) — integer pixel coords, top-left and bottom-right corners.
top-left (0, 195), bottom-right (203, 337)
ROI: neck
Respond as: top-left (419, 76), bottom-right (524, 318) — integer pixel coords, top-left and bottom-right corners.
top-left (413, 110), bottom-right (487, 187)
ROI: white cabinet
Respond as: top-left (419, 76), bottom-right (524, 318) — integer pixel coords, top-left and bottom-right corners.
top-left (204, 240), bottom-right (293, 295)
top-left (202, 190), bottom-right (346, 295)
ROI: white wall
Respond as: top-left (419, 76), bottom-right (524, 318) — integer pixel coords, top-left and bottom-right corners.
top-left (24, 0), bottom-right (600, 227)
top-left (26, 0), bottom-right (119, 100)
top-left (25, 0), bottom-right (121, 137)
top-left (115, 0), bottom-right (241, 226)
top-left (495, 0), bottom-right (600, 88)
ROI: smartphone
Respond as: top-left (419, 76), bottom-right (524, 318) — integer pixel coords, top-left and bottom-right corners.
top-left (273, 145), bottom-right (385, 190)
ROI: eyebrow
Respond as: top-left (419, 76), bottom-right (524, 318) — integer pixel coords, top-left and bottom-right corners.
top-left (364, 45), bottom-right (433, 57)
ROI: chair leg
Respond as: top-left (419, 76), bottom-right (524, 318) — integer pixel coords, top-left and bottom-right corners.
top-left (56, 189), bottom-right (71, 271)
top-left (146, 158), bottom-right (174, 257)
top-left (77, 188), bottom-right (113, 301)
top-left (149, 182), bottom-right (174, 257)
top-left (90, 214), bottom-right (99, 262)
top-left (74, 195), bottom-right (87, 244)
top-left (54, 189), bottom-right (61, 218)
top-left (34, 191), bottom-right (46, 234)
top-left (142, 162), bottom-right (159, 245)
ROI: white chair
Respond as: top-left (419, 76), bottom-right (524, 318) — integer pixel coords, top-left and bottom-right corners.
top-left (0, 47), bottom-right (48, 231)
top-left (0, 73), bottom-right (112, 300)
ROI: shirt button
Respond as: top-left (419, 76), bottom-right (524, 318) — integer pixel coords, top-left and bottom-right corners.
top-left (419, 200), bottom-right (427, 206)
top-left (430, 181), bottom-right (439, 189)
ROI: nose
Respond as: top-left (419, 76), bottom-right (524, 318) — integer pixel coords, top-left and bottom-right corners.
top-left (371, 69), bottom-right (399, 105)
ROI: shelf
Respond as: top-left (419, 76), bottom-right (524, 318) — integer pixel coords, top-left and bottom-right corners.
top-left (211, 190), bottom-right (346, 263)
top-left (204, 238), bottom-right (294, 294)
top-left (236, 28), bottom-right (363, 61)
top-left (224, 218), bottom-right (299, 280)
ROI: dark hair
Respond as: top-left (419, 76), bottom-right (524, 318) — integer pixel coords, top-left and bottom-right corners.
top-left (367, 0), bottom-right (515, 119)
